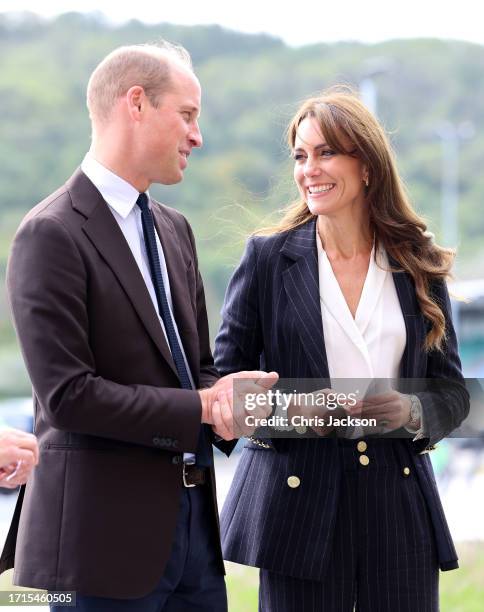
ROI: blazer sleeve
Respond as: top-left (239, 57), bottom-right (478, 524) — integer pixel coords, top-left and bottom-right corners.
top-left (7, 213), bottom-right (203, 453)
top-left (212, 238), bottom-right (265, 456)
top-left (413, 279), bottom-right (470, 451)
top-left (214, 237), bottom-right (263, 376)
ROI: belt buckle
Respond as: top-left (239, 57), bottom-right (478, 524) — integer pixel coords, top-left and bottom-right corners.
top-left (183, 463), bottom-right (196, 488)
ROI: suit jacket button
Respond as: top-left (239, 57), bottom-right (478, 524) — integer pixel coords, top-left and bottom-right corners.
top-left (403, 467), bottom-right (411, 477)
top-left (287, 476), bottom-right (300, 489)
top-left (172, 455), bottom-right (182, 465)
top-left (357, 441), bottom-right (367, 452)
top-left (359, 454), bottom-right (370, 466)
top-left (153, 437), bottom-right (161, 446)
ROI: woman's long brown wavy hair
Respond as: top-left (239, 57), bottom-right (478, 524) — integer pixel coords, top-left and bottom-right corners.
top-left (257, 87), bottom-right (454, 351)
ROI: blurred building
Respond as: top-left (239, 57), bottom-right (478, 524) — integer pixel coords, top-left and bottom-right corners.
top-left (452, 279), bottom-right (484, 376)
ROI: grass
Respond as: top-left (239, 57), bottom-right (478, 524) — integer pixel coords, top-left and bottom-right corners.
top-left (439, 542), bottom-right (484, 612)
top-left (226, 561), bottom-right (260, 610)
top-left (0, 543), bottom-right (482, 610)
top-left (226, 542), bottom-right (484, 612)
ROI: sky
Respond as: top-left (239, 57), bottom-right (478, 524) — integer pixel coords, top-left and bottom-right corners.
top-left (2, 0), bottom-right (484, 47)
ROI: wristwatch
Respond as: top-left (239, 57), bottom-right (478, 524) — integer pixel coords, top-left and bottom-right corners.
top-left (408, 395), bottom-right (422, 429)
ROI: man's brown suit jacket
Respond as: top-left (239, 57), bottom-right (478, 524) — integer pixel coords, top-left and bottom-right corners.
top-left (0, 169), bottom-right (222, 598)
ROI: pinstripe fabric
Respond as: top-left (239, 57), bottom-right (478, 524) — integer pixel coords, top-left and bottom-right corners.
top-left (214, 218), bottom-right (468, 609)
top-left (258, 442), bottom-right (439, 612)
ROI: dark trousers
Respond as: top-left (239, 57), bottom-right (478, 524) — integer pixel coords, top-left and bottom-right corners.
top-left (52, 486), bottom-right (227, 612)
top-left (259, 439), bottom-right (439, 612)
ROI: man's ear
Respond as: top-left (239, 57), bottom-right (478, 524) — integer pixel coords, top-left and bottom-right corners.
top-left (126, 86), bottom-right (145, 121)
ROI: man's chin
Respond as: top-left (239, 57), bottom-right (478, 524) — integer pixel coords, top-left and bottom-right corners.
top-left (159, 171), bottom-right (184, 186)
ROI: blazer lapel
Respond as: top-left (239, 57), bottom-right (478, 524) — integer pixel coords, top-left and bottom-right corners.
top-left (391, 260), bottom-right (426, 378)
top-left (280, 219), bottom-right (330, 379)
top-left (67, 169), bottom-right (179, 379)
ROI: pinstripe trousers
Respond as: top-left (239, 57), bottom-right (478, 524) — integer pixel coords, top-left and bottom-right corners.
top-left (259, 440), bottom-right (439, 612)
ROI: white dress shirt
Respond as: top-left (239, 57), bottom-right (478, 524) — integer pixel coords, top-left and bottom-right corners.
top-left (81, 154), bottom-right (196, 460)
top-left (316, 230), bottom-right (409, 436)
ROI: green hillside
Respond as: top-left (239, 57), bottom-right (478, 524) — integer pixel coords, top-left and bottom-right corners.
top-left (1, 12), bottom-right (483, 393)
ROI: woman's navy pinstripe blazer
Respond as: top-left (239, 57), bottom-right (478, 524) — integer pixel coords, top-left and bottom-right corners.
top-left (214, 218), bottom-right (469, 581)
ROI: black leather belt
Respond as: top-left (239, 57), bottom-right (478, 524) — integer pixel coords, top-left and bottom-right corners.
top-left (183, 463), bottom-right (207, 488)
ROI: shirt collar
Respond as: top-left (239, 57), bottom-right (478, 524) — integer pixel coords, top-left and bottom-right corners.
top-left (81, 153), bottom-right (149, 219)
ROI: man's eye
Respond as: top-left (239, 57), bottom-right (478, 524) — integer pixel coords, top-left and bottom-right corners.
top-left (182, 112), bottom-right (191, 122)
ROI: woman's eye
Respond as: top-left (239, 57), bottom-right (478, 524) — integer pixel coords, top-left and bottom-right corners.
top-left (293, 150), bottom-right (335, 161)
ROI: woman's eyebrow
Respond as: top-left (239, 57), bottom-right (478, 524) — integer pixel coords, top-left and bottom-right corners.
top-left (293, 143), bottom-right (329, 153)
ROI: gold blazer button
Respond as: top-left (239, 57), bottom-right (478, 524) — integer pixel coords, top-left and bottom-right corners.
top-left (287, 476), bottom-right (301, 489)
top-left (295, 425), bottom-right (307, 434)
top-left (359, 455), bottom-right (370, 466)
top-left (403, 467), bottom-right (411, 477)
top-left (357, 441), bottom-right (367, 452)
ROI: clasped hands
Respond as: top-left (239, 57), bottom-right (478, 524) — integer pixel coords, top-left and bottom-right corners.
top-left (199, 371), bottom-right (279, 440)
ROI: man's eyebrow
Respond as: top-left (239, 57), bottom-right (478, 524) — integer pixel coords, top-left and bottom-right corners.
top-left (181, 105), bottom-right (201, 119)
top-left (181, 105), bottom-right (200, 113)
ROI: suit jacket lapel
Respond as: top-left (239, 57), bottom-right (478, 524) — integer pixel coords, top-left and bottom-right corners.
top-left (280, 219), bottom-right (330, 379)
top-left (67, 169), bottom-right (179, 379)
top-left (278, 219), bottom-right (426, 381)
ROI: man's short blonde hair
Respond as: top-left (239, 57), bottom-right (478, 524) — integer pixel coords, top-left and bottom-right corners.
top-left (86, 41), bottom-right (192, 125)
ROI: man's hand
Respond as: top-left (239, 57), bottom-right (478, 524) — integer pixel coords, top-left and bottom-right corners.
top-left (0, 429), bottom-right (39, 488)
top-left (199, 371), bottom-right (279, 440)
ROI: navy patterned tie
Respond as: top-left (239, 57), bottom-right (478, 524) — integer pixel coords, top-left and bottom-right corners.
top-left (137, 193), bottom-right (212, 466)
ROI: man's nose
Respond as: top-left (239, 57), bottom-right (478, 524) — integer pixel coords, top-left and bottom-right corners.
top-left (189, 121), bottom-right (203, 148)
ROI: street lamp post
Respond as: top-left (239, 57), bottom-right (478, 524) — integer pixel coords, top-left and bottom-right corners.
top-left (435, 121), bottom-right (474, 339)
top-left (359, 77), bottom-right (378, 116)
top-left (358, 57), bottom-right (395, 117)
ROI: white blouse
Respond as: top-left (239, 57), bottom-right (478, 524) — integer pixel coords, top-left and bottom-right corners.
top-left (316, 231), bottom-right (406, 408)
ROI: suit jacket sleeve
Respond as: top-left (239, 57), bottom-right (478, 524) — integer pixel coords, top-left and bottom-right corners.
top-left (413, 279), bottom-right (470, 450)
top-left (7, 213), bottom-right (204, 453)
top-left (214, 237), bottom-right (263, 376)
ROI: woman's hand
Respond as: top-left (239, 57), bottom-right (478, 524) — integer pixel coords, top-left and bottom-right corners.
top-left (348, 391), bottom-right (412, 432)
top-left (288, 388), bottom-right (348, 437)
